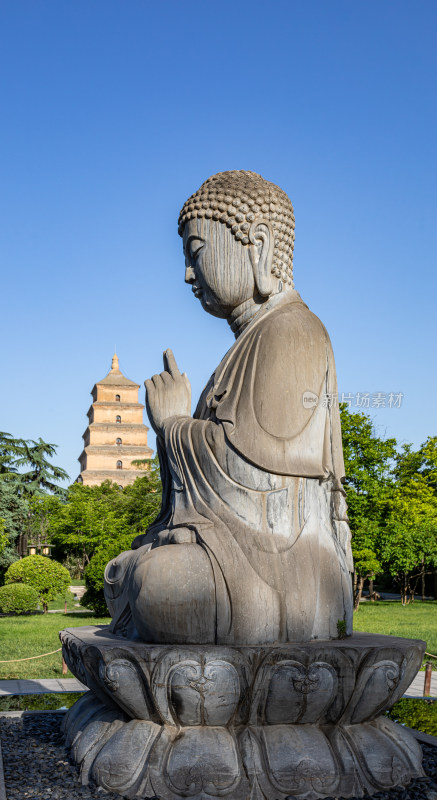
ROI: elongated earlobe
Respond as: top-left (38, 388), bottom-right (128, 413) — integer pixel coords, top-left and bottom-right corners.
top-left (248, 220), bottom-right (275, 297)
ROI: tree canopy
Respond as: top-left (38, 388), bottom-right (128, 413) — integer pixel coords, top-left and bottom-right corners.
top-left (0, 432), bottom-right (68, 581)
top-left (46, 457), bottom-right (161, 575)
top-left (340, 408), bottom-right (437, 605)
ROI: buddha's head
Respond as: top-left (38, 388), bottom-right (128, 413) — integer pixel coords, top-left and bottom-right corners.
top-left (178, 171), bottom-right (295, 319)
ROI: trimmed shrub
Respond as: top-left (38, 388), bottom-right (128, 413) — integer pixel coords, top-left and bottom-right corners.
top-left (5, 555), bottom-right (70, 612)
top-left (387, 698), bottom-right (437, 736)
top-left (0, 582), bottom-right (39, 614)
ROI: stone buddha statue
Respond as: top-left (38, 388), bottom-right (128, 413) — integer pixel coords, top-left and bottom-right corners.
top-left (104, 170), bottom-right (353, 646)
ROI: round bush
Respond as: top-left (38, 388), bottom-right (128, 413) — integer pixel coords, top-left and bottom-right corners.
top-left (5, 555), bottom-right (70, 611)
top-left (0, 582), bottom-right (39, 614)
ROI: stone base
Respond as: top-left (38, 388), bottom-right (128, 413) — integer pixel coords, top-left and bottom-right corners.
top-left (60, 626), bottom-right (426, 799)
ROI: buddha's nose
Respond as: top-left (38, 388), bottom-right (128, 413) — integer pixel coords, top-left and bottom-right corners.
top-left (185, 265), bottom-right (195, 284)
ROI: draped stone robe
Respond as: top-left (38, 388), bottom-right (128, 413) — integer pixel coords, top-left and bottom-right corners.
top-left (104, 291), bottom-right (353, 645)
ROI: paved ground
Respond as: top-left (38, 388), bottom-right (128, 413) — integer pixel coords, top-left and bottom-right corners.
top-left (404, 669), bottom-right (437, 698)
top-left (0, 672), bottom-right (436, 698)
top-left (0, 678), bottom-right (87, 696)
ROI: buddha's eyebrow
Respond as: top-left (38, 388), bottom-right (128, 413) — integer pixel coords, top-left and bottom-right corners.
top-left (184, 235), bottom-right (205, 253)
top-left (185, 235), bottom-right (205, 246)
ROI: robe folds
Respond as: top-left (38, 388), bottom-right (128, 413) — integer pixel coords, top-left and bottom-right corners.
top-left (104, 291), bottom-right (353, 645)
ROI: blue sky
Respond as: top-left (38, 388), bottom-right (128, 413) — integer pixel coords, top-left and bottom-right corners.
top-left (1, 0), bottom-right (436, 484)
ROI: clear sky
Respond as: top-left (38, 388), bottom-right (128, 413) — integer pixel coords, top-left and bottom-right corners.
top-left (1, 0), bottom-right (436, 485)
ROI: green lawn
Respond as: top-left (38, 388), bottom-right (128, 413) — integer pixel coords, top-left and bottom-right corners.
top-left (46, 590), bottom-right (84, 612)
top-left (353, 600), bottom-right (437, 660)
top-left (0, 613), bottom-right (111, 679)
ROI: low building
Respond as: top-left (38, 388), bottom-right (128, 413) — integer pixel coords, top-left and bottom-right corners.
top-left (77, 354), bottom-right (153, 487)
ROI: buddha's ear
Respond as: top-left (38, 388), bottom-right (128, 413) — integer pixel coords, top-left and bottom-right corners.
top-left (248, 219), bottom-right (275, 297)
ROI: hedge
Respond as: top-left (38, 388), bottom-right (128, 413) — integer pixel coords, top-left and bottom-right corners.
top-left (0, 582), bottom-right (39, 614)
top-left (5, 555), bottom-right (70, 612)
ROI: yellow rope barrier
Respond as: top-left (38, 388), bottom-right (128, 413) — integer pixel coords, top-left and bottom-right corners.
top-left (0, 648), bottom-right (62, 663)
top-left (425, 651), bottom-right (437, 660)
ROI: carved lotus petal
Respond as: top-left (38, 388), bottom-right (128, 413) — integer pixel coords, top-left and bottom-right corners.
top-left (98, 658), bottom-right (151, 721)
top-left (344, 718), bottom-right (423, 789)
top-left (92, 719), bottom-right (161, 794)
top-left (165, 727), bottom-right (241, 796)
top-left (169, 659), bottom-right (240, 726)
top-left (264, 660), bottom-right (337, 724)
top-left (260, 725), bottom-right (339, 795)
top-left (73, 717), bottom-right (126, 783)
top-left (348, 658), bottom-right (403, 723)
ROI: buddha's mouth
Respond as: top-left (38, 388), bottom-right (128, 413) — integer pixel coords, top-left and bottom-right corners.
top-left (192, 286), bottom-right (203, 299)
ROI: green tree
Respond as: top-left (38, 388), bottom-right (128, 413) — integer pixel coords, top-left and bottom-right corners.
top-left (340, 406), bottom-right (397, 531)
top-left (5, 555), bottom-right (70, 612)
top-left (48, 482), bottom-right (132, 574)
top-left (0, 482), bottom-right (26, 581)
top-left (380, 477), bottom-right (437, 603)
top-left (352, 547), bottom-right (382, 610)
top-left (0, 433), bottom-right (68, 571)
top-left (395, 436), bottom-right (437, 490)
top-left (48, 466), bottom-right (162, 580)
top-left (82, 536), bottom-right (133, 615)
top-left (341, 409), bottom-right (437, 603)
top-left (11, 438), bottom-right (68, 496)
top-left (0, 433), bottom-right (68, 496)
top-left (0, 432), bottom-right (23, 475)
top-left (119, 457), bottom-right (161, 531)
top-left (0, 519), bottom-right (8, 559)
top-left (340, 406), bottom-right (397, 600)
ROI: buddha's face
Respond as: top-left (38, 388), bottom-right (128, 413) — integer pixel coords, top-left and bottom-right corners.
top-left (183, 218), bottom-right (256, 318)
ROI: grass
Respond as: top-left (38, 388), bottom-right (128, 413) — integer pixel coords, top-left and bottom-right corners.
top-left (0, 612), bottom-right (110, 679)
top-left (0, 692), bottom-right (84, 711)
top-left (46, 591), bottom-right (84, 612)
top-left (353, 600), bottom-right (437, 662)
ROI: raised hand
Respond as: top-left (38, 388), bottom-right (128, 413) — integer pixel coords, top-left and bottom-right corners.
top-left (145, 349), bottom-right (191, 435)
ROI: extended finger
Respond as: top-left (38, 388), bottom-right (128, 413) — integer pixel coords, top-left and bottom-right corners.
top-left (160, 371), bottom-right (172, 385)
top-left (163, 348), bottom-right (181, 376)
top-left (151, 373), bottom-right (164, 388)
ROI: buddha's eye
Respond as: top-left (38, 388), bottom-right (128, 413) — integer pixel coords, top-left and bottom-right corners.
top-left (189, 239), bottom-right (204, 260)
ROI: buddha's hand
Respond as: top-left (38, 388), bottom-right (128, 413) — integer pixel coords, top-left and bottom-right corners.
top-left (145, 348), bottom-right (191, 434)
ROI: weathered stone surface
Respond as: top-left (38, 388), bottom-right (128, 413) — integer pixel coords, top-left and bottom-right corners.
top-left (61, 628), bottom-right (426, 798)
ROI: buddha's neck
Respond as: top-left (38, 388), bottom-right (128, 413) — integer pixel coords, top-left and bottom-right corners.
top-left (228, 291), bottom-right (289, 338)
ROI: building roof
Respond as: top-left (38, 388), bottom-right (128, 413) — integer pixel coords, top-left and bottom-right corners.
top-left (95, 354), bottom-right (140, 388)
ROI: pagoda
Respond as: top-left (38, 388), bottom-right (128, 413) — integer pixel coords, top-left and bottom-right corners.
top-left (77, 354), bottom-right (153, 487)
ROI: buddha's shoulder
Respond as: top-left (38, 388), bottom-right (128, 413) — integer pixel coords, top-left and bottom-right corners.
top-left (255, 296), bottom-right (327, 341)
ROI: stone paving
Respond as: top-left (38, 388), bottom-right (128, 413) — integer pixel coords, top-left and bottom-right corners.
top-left (0, 678), bottom-right (86, 696)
